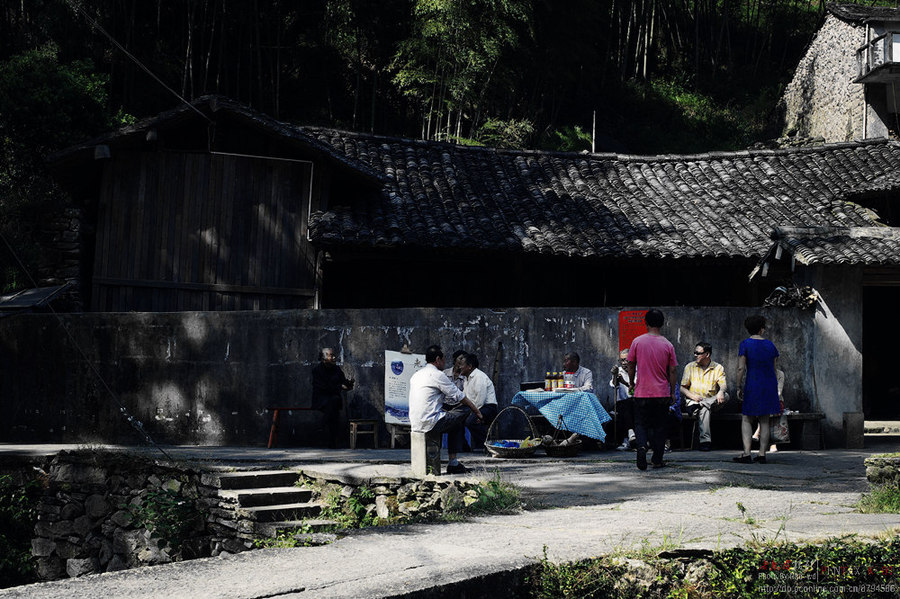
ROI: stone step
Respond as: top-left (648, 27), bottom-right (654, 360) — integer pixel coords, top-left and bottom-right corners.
top-left (254, 518), bottom-right (338, 537)
top-left (241, 501), bottom-right (323, 522)
top-left (220, 486), bottom-right (314, 508)
top-left (216, 470), bottom-right (303, 490)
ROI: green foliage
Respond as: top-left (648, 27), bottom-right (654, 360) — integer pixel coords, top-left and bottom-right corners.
top-left (709, 535), bottom-right (900, 598)
top-left (391, 0), bottom-right (533, 140)
top-left (253, 525), bottom-right (318, 549)
top-left (317, 484), bottom-right (379, 529)
top-left (126, 489), bottom-right (203, 552)
top-left (473, 118), bottom-right (534, 149)
top-left (857, 485), bottom-right (900, 514)
top-left (0, 43), bottom-right (120, 293)
top-left (529, 536), bottom-right (900, 599)
top-left (458, 472), bottom-right (521, 515)
top-left (0, 474), bottom-right (42, 588)
top-left (609, 77), bottom-right (780, 154)
top-left (546, 125), bottom-right (593, 153)
top-left (529, 547), bottom-right (624, 599)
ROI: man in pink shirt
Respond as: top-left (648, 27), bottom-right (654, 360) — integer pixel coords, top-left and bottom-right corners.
top-left (626, 309), bottom-right (678, 471)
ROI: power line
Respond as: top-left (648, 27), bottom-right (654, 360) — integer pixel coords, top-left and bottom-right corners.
top-left (64, 0), bottom-right (211, 124)
top-left (0, 231), bottom-right (174, 462)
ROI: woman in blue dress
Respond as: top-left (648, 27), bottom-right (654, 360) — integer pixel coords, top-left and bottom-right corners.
top-left (734, 314), bottom-right (780, 464)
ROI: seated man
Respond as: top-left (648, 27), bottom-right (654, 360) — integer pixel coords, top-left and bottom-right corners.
top-left (679, 341), bottom-right (729, 451)
top-left (444, 349), bottom-right (467, 393)
top-left (409, 345), bottom-right (483, 474)
top-left (563, 352), bottom-right (593, 392)
top-left (610, 349), bottom-right (636, 450)
top-left (459, 353), bottom-right (499, 452)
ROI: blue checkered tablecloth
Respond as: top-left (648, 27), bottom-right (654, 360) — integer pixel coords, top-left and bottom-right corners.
top-left (512, 390), bottom-right (611, 441)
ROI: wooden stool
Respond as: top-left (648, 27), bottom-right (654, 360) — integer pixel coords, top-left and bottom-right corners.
top-left (349, 419), bottom-right (379, 449)
top-left (387, 423), bottom-right (411, 448)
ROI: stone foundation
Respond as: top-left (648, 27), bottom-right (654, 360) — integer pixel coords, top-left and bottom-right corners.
top-left (30, 450), bottom-right (486, 581)
top-left (864, 455), bottom-right (900, 487)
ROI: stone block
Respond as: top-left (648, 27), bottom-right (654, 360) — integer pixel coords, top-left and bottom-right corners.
top-left (410, 431), bottom-right (442, 477)
top-left (31, 537), bottom-right (57, 557)
top-left (36, 557), bottom-right (65, 581)
top-left (66, 557), bottom-right (99, 578)
top-left (843, 412), bottom-right (864, 449)
top-left (85, 494), bottom-right (110, 518)
top-left (73, 515), bottom-right (94, 537)
top-left (60, 503), bottom-right (84, 520)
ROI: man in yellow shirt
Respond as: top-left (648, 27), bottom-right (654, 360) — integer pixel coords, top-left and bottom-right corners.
top-left (680, 341), bottom-right (729, 451)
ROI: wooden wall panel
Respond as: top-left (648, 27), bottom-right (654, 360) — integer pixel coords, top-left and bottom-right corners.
top-left (91, 151), bottom-right (316, 311)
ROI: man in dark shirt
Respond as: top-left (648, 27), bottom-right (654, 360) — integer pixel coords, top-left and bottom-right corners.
top-left (312, 347), bottom-right (354, 448)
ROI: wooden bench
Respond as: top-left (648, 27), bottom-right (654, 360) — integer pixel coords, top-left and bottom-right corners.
top-left (266, 406), bottom-right (315, 448)
top-left (679, 411), bottom-right (825, 450)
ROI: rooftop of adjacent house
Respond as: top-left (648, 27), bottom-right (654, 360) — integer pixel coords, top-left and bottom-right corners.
top-left (828, 2), bottom-right (900, 24)
top-left (52, 96), bottom-right (900, 267)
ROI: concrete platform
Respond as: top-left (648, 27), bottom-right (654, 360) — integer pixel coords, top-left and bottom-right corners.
top-left (2, 439), bottom-right (900, 598)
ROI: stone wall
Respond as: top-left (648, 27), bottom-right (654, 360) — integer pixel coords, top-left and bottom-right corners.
top-left (781, 14), bottom-right (867, 142)
top-left (2, 306), bottom-right (850, 446)
top-left (29, 450), bottom-right (486, 581)
top-left (865, 455), bottom-right (900, 486)
top-left (31, 450), bottom-right (220, 580)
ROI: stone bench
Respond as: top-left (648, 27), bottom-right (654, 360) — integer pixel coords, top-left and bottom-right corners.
top-left (680, 411), bottom-right (825, 450)
top-left (410, 430), bottom-right (443, 476)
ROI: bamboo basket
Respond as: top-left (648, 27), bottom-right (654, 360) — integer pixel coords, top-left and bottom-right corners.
top-left (543, 415), bottom-right (583, 457)
top-left (484, 405), bottom-right (540, 458)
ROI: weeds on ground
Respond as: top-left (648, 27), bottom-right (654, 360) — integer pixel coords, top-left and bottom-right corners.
top-left (528, 547), bottom-right (625, 599)
top-left (451, 471), bottom-right (521, 516)
top-left (528, 535), bottom-right (900, 598)
top-left (857, 485), bottom-right (900, 514)
top-left (253, 525), bottom-right (318, 549)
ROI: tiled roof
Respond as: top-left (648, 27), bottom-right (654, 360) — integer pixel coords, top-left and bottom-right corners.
top-left (50, 96), bottom-right (900, 266)
top-left (304, 127), bottom-right (900, 262)
top-left (769, 226), bottom-right (900, 267)
top-left (828, 3), bottom-right (900, 23)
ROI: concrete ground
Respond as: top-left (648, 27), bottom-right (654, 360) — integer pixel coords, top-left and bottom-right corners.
top-left (1, 438), bottom-right (899, 598)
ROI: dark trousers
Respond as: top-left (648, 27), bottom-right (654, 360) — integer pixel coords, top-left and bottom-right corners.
top-left (429, 408), bottom-right (470, 454)
top-left (465, 403), bottom-right (498, 451)
top-left (616, 398), bottom-right (635, 442)
top-left (321, 407), bottom-right (340, 448)
top-left (634, 397), bottom-right (670, 465)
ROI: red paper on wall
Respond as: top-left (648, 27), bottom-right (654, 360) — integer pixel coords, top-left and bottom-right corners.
top-left (618, 310), bottom-right (648, 352)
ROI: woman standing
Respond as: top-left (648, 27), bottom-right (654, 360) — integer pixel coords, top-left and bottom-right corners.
top-left (734, 314), bottom-right (780, 464)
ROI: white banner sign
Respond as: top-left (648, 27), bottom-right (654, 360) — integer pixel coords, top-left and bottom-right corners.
top-left (384, 350), bottom-right (425, 424)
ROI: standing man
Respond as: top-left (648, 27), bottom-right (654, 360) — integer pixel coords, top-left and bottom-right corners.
top-left (563, 352), bottom-right (594, 392)
top-left (409, 345), bottom-right (483, 474)
top-left (460, 353), bottom-right (499, 451)
top-left (626, 310), bottom-right (678, 470)
top-left (680, 341), bottom-right (729, 451)
top-left (312, 347), bottom-right (354, 448)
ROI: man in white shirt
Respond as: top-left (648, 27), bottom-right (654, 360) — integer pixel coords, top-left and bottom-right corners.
top-left (409, 345), bottom-right (483, 474)
top-left (460, 353), bottom-right (499, 452)
top-left (564, 352), bottom-right (594, 392)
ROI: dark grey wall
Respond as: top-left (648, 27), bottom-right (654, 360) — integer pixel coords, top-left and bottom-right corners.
top-left (1, 306), bottom-right (846, 447)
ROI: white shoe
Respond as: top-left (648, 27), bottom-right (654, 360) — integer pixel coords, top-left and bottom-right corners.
top-left (616, 441), bottom-right (630, 451)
